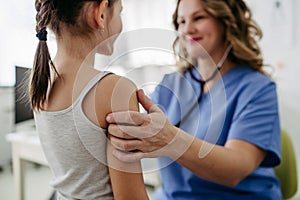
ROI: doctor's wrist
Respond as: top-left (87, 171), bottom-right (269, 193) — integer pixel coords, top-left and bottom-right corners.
top-left (165, 126), bottom-right (194, 160)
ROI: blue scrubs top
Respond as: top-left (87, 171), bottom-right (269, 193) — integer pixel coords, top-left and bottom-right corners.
top-left (150, 65), bottom-right (282, 200)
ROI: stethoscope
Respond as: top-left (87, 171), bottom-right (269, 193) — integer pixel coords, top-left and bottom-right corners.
top-left (175, 45), bottom-right (232, 128)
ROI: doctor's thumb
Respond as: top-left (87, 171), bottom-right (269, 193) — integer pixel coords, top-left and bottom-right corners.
top-left (137, 89), bottom-right (160, 113)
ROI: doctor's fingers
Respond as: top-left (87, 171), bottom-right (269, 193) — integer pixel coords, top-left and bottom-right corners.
top-left (107, 124), bottom-right (136, 139)
top-left (109, 135), bottom-right (142, 152)
top-left (106, 111), bottom-right (149, 126)
top-left (108, 123), bottom-right (158, 139)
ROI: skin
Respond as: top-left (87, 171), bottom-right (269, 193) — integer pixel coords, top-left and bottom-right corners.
top-left (177, 0), bottom-right (235, 92)
top-left (44, 1), bottom-right (148, 199)
top-left (106, 0), bottom-right (267, 187)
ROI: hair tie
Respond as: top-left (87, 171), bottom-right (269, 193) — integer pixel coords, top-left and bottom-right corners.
top-left (36, 30), bottom-right (48, 41)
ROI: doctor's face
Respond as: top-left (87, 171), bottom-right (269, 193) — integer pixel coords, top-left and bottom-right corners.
top-left (177, 0), bottom-right (225, 60)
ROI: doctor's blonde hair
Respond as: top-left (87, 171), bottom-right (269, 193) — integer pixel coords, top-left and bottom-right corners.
top-left (172, 0), bottom-right (264, 73)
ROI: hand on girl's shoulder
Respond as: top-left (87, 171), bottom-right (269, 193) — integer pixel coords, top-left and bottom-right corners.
top-left (95, 73), bottom-right (139, 128)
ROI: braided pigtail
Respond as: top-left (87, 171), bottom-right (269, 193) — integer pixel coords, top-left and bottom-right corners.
top-left (30, 0), bottom-right (59, 110)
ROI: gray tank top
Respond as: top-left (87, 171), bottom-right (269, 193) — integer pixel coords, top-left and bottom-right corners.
top-left (34, 71), bottom-right (114, 200)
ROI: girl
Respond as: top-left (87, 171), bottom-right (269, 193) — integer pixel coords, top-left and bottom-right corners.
top-left (30, 0), bottom-right (149, 199)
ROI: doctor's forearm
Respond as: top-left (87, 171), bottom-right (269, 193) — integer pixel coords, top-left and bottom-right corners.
top-left (169, 128), bottom-right (264, 187)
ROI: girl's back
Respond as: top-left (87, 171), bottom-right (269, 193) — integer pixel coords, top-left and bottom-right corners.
top-left (35, 71), bottom-right (115, 199)
top-left (35, 68), bottom-right (146, 199)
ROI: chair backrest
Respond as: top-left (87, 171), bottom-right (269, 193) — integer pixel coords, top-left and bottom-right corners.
top-left (275, 129), bottom-right (298, 199)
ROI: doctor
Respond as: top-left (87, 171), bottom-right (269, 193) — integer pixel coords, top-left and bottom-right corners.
top-left (107, 0), bottom-right (282, 199)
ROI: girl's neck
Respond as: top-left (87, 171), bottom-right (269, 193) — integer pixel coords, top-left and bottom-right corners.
top-left (53, 36), bottom-right (98, 74)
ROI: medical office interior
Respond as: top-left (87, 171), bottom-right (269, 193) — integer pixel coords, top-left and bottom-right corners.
top-left (0, 0), bottom-right (299, 199)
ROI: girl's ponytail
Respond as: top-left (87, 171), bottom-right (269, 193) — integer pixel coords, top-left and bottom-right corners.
top-left (30, 0), bottom-right (59, 110)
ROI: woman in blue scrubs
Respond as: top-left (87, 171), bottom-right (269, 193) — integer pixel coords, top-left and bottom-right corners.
top-left (107, 0), bottom-right (282, 199)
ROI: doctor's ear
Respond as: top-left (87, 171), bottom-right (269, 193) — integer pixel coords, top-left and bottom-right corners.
top-left (95, 0), bottom-right (109, 29)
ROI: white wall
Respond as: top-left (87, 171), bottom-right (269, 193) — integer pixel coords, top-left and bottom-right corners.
top-left (247, 1), bottom-right (300, 198)
top-left (0, 0), bottom-right (36, 86)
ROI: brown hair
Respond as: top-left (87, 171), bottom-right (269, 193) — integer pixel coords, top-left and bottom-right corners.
top-left (172, 0), bottom-right (264, 73)
top-left (30, 0), bottom-right (116, 110)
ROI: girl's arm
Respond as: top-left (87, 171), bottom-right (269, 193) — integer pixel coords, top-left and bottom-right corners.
top-left (95, 74), bottom-right (149, 200)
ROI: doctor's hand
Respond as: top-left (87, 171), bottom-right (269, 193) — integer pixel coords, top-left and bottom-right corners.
top-left (106, 89), bottom-right (180, 162)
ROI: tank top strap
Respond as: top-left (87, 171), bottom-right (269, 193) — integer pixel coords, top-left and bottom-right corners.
top-left (77, 71), bottom-right (113, 102)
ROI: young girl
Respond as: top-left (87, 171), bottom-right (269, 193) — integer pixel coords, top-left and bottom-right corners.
top-left (30, 0), bottom-right (149, 199)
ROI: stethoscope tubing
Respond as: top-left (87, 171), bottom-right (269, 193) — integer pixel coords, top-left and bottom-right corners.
top-left (175, 67), bottom-right (219, 128)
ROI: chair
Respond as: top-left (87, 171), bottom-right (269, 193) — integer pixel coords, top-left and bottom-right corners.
top-left (275, 129), bottom-right (298, 199)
